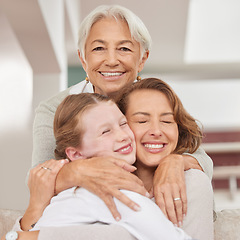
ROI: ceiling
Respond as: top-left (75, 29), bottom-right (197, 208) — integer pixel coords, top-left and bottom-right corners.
top-left (1, 0), bottom-right (240, 79)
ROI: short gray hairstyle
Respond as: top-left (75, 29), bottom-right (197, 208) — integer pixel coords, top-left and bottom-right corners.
top-left (78, 5), bottom-right (152, 61)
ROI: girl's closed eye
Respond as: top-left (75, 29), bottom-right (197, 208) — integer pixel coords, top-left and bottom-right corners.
top-left (120, 121), bottom-right (127, 127)
top-left (102, 129), bottom-right (110, 135)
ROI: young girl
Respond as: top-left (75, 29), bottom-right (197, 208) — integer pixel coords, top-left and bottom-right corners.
top-left (30, 93), bottom-right (192, 240)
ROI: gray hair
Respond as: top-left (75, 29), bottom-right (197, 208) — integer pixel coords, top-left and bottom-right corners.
top-left (78, 5), bottom-right (152, 61)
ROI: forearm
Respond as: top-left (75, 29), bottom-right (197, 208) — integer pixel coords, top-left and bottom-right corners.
top-left (19, 231), bottom-right (39, 240)
top-left (20, 205), bottom-right (44, 231)
top-left (182, 155), bottom-right (203, 171)
top-left (55, 161), bottom-right (79, 194)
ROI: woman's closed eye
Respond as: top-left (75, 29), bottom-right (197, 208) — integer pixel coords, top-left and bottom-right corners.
top-left (161, 119), bottom-right (175, 124)
top-left (136, 120), bottom-right (147, 124)
top-left (162, 121), bottom-right (172, 124)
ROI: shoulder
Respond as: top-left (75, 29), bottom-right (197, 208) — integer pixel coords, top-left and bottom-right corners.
top-left (184, 169), bottom-right (213, 199)
top-left (35, 88), bottom-right (71, 115)
top-left (35, 80), bottom-right (93, 114)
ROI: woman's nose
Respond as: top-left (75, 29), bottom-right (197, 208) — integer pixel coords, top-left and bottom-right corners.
top-left (149, 122), bottom-right (163, 136)
top-left (105, 49), bottom-right (119, 66)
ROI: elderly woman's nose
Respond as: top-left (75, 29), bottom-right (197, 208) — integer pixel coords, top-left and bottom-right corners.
top-left (105, 49), bottom-right (119, 66)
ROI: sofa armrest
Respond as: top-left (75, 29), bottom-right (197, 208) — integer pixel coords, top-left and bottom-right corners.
top-left (0, 209), bottom-right (24, 237)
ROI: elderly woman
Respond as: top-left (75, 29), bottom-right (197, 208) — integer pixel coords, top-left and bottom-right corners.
top-left (7, 4), bottom-right (213, 240)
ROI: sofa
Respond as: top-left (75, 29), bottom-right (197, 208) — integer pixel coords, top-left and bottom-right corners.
top-left (1, 208), bottom-right (240, 240)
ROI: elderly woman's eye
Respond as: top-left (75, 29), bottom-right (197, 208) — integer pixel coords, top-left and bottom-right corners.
top-left (93, 47), bottom-right (104, 51)
top-left (119, 47), bottom-right (131, 52)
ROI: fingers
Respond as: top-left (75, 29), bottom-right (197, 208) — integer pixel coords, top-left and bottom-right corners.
top-left (154, 182), bottom-right (187, 227)
top-left (28, 159), bottom-right (69, 195)
top-left (102, 194), bottom-right (121, 221)
top-left (111, 188), bottom-right (141, 212)
top-left (93, 186), bottom-right (142, 221)
top-left (77, 157), bottom-right (149, 220)
top-left (154, 192), bottom-right (167, 217)
top-left (39, 159), bottom-right (68, 173)
top-left (172, 197), bottom-right (183, 226)
top-left (113, 158), bottom-right (137, 172)
top-left (33, 159), bottom-right (68, 179)
top-left (161, 189), bottom-right (178, 225)
top-left (153, 154), bottom-right (188, 227)
top-left (180, 187), bottom-right (188, 218)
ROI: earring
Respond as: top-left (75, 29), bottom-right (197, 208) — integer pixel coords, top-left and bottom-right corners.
top-left (85, 76), bottom-right (89, 83)
top-left (137, 75), bottom-right (141, 81)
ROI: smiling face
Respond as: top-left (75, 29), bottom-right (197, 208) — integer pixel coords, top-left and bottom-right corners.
top-left (77, 101), bottom-right (136, 164)
top-left (125, 89), bottom-right (179, 168)
top-left (80, 17), bottom-right (148, 97)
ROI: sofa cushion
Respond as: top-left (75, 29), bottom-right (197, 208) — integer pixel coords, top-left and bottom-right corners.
top-left (214, 209), bottom-right (240, 240)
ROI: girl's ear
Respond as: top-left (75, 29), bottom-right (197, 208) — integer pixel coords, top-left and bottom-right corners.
top-left (65, 147), bottom-right (85, 161)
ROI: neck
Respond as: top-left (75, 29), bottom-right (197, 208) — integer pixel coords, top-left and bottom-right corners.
top-left (134, 161), bottom-right (157, 192)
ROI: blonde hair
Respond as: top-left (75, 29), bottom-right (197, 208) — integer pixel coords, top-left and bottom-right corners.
top-left (78, 5), bottom-right (152, 61)
top-left (54, 93), bottom-right (111, 160)
top-left (116, 78), bottom-right (203, 154)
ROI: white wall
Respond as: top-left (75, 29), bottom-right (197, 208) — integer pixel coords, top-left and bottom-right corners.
top-left (167, 78), bottom-right (240, 131)
top-left (0, 14), bottom-right (32, 210)
top-left (0, 0), bottom-right (68, 210)
top-left (143, 73), bottom-right (240, 132)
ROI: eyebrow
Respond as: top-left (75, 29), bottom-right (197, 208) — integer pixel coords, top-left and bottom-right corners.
top-left (119, 40), bottom-right (134, 45)
top-left (91, 39), bottom-right (134, 45)
top-left (132, 112), bottom-right (174, 117)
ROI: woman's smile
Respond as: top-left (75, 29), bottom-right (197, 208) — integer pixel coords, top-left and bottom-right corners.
top-left (142, 142), bottom-right (166, 153)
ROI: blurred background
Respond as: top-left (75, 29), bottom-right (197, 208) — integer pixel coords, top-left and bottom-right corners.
top-left (0, 0), bottom-right (240, 211)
